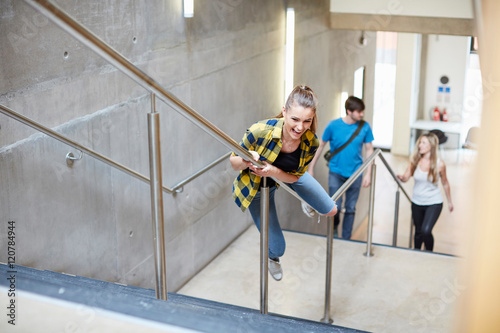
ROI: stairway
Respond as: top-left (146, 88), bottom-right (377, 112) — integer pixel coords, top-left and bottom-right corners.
top-left (179, 228), bottom-right (461, 332)
top-left (0, 263), bottom-right (367, 333)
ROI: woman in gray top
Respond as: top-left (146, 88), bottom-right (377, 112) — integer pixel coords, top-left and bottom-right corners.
top-left (397, 133), bottom-right (453, 251)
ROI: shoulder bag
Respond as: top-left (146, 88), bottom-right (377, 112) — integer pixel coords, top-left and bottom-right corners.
top-left (323, 120), bottom-right (365, 163)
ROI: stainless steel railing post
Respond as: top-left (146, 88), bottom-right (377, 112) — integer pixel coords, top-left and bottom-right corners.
top-left (321, 215), bottom-right (334, 324)
top-left (364, 163), bottom-right (376, 257)
top-left (260, 177), bottom-right (269, 314)
top-left (148, 93), bottom-right (168, 300)
top-left (392, 188), bottom-right (400, 247)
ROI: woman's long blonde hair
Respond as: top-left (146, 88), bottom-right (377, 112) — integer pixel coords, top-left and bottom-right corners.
top-left (409, 133), bottom-right (440, 183)
top-left (275, 85), bottom-right (318, 134)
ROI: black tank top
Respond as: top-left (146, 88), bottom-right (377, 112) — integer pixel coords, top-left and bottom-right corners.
top-left (260, 147), bottom-right (301, 188)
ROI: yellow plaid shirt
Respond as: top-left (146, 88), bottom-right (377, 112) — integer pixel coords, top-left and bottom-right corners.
top-left (232, 117), bottom-right (319, 211)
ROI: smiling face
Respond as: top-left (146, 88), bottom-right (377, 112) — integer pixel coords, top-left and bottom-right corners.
top-left (418, 136), bottom-right (432, 155)
top-left (282, 102), bottom-right (315, 141)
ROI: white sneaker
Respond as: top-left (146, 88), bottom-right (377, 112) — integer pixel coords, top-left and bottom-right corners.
top-left (301, 201), bottom-right (316, 218)
top-left (268, 258), bottom-right (283, 281)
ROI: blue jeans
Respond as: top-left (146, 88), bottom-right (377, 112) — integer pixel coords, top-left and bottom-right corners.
top-left (248, 172), bottom-right (336, 259)
top-left (328, 171), bottom-right (362, 239)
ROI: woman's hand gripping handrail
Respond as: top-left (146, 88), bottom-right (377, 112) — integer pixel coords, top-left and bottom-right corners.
top-left (23, 0), bottom-right (278, 308)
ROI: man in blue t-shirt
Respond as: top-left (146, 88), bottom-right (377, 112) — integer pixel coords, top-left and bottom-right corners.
top-left (309, 96), bottom-right (374, 239)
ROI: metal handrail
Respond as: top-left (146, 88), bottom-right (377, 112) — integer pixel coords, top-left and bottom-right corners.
top-left (377, 154), bottom-right (411, 202)
top-left (331, 149), bottom-right (411, 202)
top-left (322, 148), bottom-right (413, 323)
top-left (328, 149), bottom-right (413, 249)
top-left (24, 0), bottom-right (262, 171)
top-left (21, 0), bottom-right (315, 315)
top-left (169, 152), bottom-right (232, 193)
top-left (21, 0), bottom-right (415, 321)
top-left (22, 0), bottom-right (311, 206)
top-left (0, 103), bottom-right (229, 194)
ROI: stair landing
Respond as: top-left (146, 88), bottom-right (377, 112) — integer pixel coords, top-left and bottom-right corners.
top-left (179, 227), bottom-right (462, 332)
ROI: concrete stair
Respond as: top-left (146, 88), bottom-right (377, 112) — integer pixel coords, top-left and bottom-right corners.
top-left (0, 263), bottom-right (368, 333)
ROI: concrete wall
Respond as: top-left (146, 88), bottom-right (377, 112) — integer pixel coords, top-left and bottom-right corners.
top-left (279, 11), bottom-right (377, 235)
top-left (0, 0), bottom-right (375, 290)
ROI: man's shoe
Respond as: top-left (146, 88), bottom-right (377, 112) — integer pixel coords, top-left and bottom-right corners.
top-left (268, 258), bottom-right (283, 281)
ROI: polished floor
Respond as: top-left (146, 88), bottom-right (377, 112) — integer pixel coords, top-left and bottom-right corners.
top-left (178, 149), bottom-right (475, 333)
top-left (178, 228), bottom-right (461, 333)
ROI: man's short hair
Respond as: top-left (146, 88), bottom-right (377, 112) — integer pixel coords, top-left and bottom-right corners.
top-left (345, 96), bottom-right (365, 112)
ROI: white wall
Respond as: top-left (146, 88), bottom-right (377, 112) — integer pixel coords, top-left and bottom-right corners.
top-left (423, 35), bottom-right (470, 122)
top-left (330, 0), bottom-right (473, 19)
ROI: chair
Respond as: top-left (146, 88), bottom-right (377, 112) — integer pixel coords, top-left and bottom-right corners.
top-left (462, 126), bottom-right (480, 150)
top-left (461, 126), bottom-right (480, 164)
top-left (429, 129), bottom-right (448, 145)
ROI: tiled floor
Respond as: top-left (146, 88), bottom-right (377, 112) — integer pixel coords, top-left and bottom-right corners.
top-left (178, 149), bottom-right (474, 332)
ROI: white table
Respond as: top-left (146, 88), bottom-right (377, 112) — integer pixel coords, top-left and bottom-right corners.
top-left (410, 120), bottom-right (463, 160)
top-left (410, 120), bottom-right (462, 135)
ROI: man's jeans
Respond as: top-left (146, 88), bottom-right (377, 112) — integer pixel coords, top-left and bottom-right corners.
top-left (328, 171), bottom-right (362, 239)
